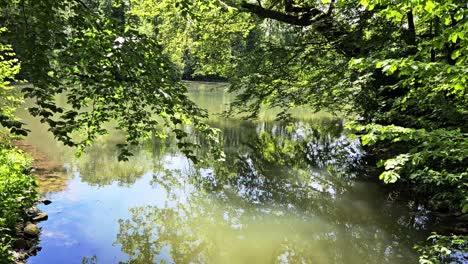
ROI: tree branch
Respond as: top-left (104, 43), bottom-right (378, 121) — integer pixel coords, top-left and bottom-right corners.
top-left (406, 10), bottom-right (417, 55)
top-left (327, 0), bottom-right (336, 16)
top-left (237, 2), bottom-right (361, 56)
top-left (240, 2), bottom-right (323, 26)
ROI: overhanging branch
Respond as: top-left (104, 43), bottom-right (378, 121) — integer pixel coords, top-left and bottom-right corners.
top-left (236, 2), bottom-right (361, 56)
top-left (240, 2), bottom-right (323, 26)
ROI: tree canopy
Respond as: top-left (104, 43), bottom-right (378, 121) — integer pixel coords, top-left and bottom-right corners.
top-left (0, 0), bottom-right (224, 161)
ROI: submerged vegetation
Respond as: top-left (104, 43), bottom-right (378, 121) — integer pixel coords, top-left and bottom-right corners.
top-left (0, 0), bottom-right (467, 262)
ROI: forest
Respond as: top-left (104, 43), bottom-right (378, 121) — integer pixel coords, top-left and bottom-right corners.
top-left (0, 0), bottom-right (467, 263)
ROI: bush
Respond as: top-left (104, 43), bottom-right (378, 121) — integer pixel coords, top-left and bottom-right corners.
top-left (0, 143), bottom-right (38, 262)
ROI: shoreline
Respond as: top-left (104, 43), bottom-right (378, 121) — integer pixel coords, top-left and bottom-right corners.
top-left (7, 140), bottom-right (67, 263)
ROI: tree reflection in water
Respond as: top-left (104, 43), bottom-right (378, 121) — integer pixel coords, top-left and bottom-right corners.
top-left (112, 120), bottom-right (426, 264)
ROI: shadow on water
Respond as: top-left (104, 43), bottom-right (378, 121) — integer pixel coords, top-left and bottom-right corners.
top-left (18, 82), bottom-right (432, 264)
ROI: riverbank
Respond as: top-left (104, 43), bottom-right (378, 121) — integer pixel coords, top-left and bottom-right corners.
top-left (0, 138), bottom-right (38, 263)
top-left (0, 136), bottom-right (56, 263)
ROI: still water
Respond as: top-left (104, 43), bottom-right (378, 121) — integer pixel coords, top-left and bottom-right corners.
top-left (19, 82), bottom-right (429, 263)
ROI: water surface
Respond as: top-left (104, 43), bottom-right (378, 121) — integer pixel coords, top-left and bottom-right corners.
top-left (19, 82), bottom-right (429, 263)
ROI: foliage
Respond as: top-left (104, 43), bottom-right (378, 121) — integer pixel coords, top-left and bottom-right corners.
top-left (0, 143), bottom-right (38, 262)
top-left (0, 27), bottom-right (27, 137)
top-left (347, 0), bottom-right (468, 221)
top-left (350, 123), bottom-right (468, 214)
top-left (130, 0), bottom-right (253, 77)
top-left (0, 0), bottom-right (222, 162)
top-left (0, 23), bottom-right (37, 263)
top-left (415, 233), bottom-right (468, 264)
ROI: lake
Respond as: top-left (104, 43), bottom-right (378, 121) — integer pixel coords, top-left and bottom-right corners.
top-left (18, 82), bottom-right (430, 263)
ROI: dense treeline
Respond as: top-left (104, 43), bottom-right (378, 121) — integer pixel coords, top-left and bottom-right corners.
top-left (0, 0), bottom-right (467, 262)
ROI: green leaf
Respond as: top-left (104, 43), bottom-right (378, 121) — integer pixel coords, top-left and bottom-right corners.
top-left (449, 33), bottom-right (458, 43)
top-left (424, 1), bottom-right (436, 13)
top-left (380, 171), bottom-right (400, 183)
top-left (451, 50), bottom-right (461, 60)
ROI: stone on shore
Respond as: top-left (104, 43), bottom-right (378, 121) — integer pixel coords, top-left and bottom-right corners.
top-left (41, 199), bottom-right (52, 205)
top-left (32, 213), bottom-right (48, 222)
top-left (23, 223), bottom-right (40, 236)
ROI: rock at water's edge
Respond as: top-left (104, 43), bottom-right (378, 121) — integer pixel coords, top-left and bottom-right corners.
top-left (32, 212), bottom-right (48, 222)
top-left (42, 199), bottom-right (52, 205)
top-left (23, 223), bottom-right (40, 236)
top-left (13, 239), bottom-right (30, 249)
